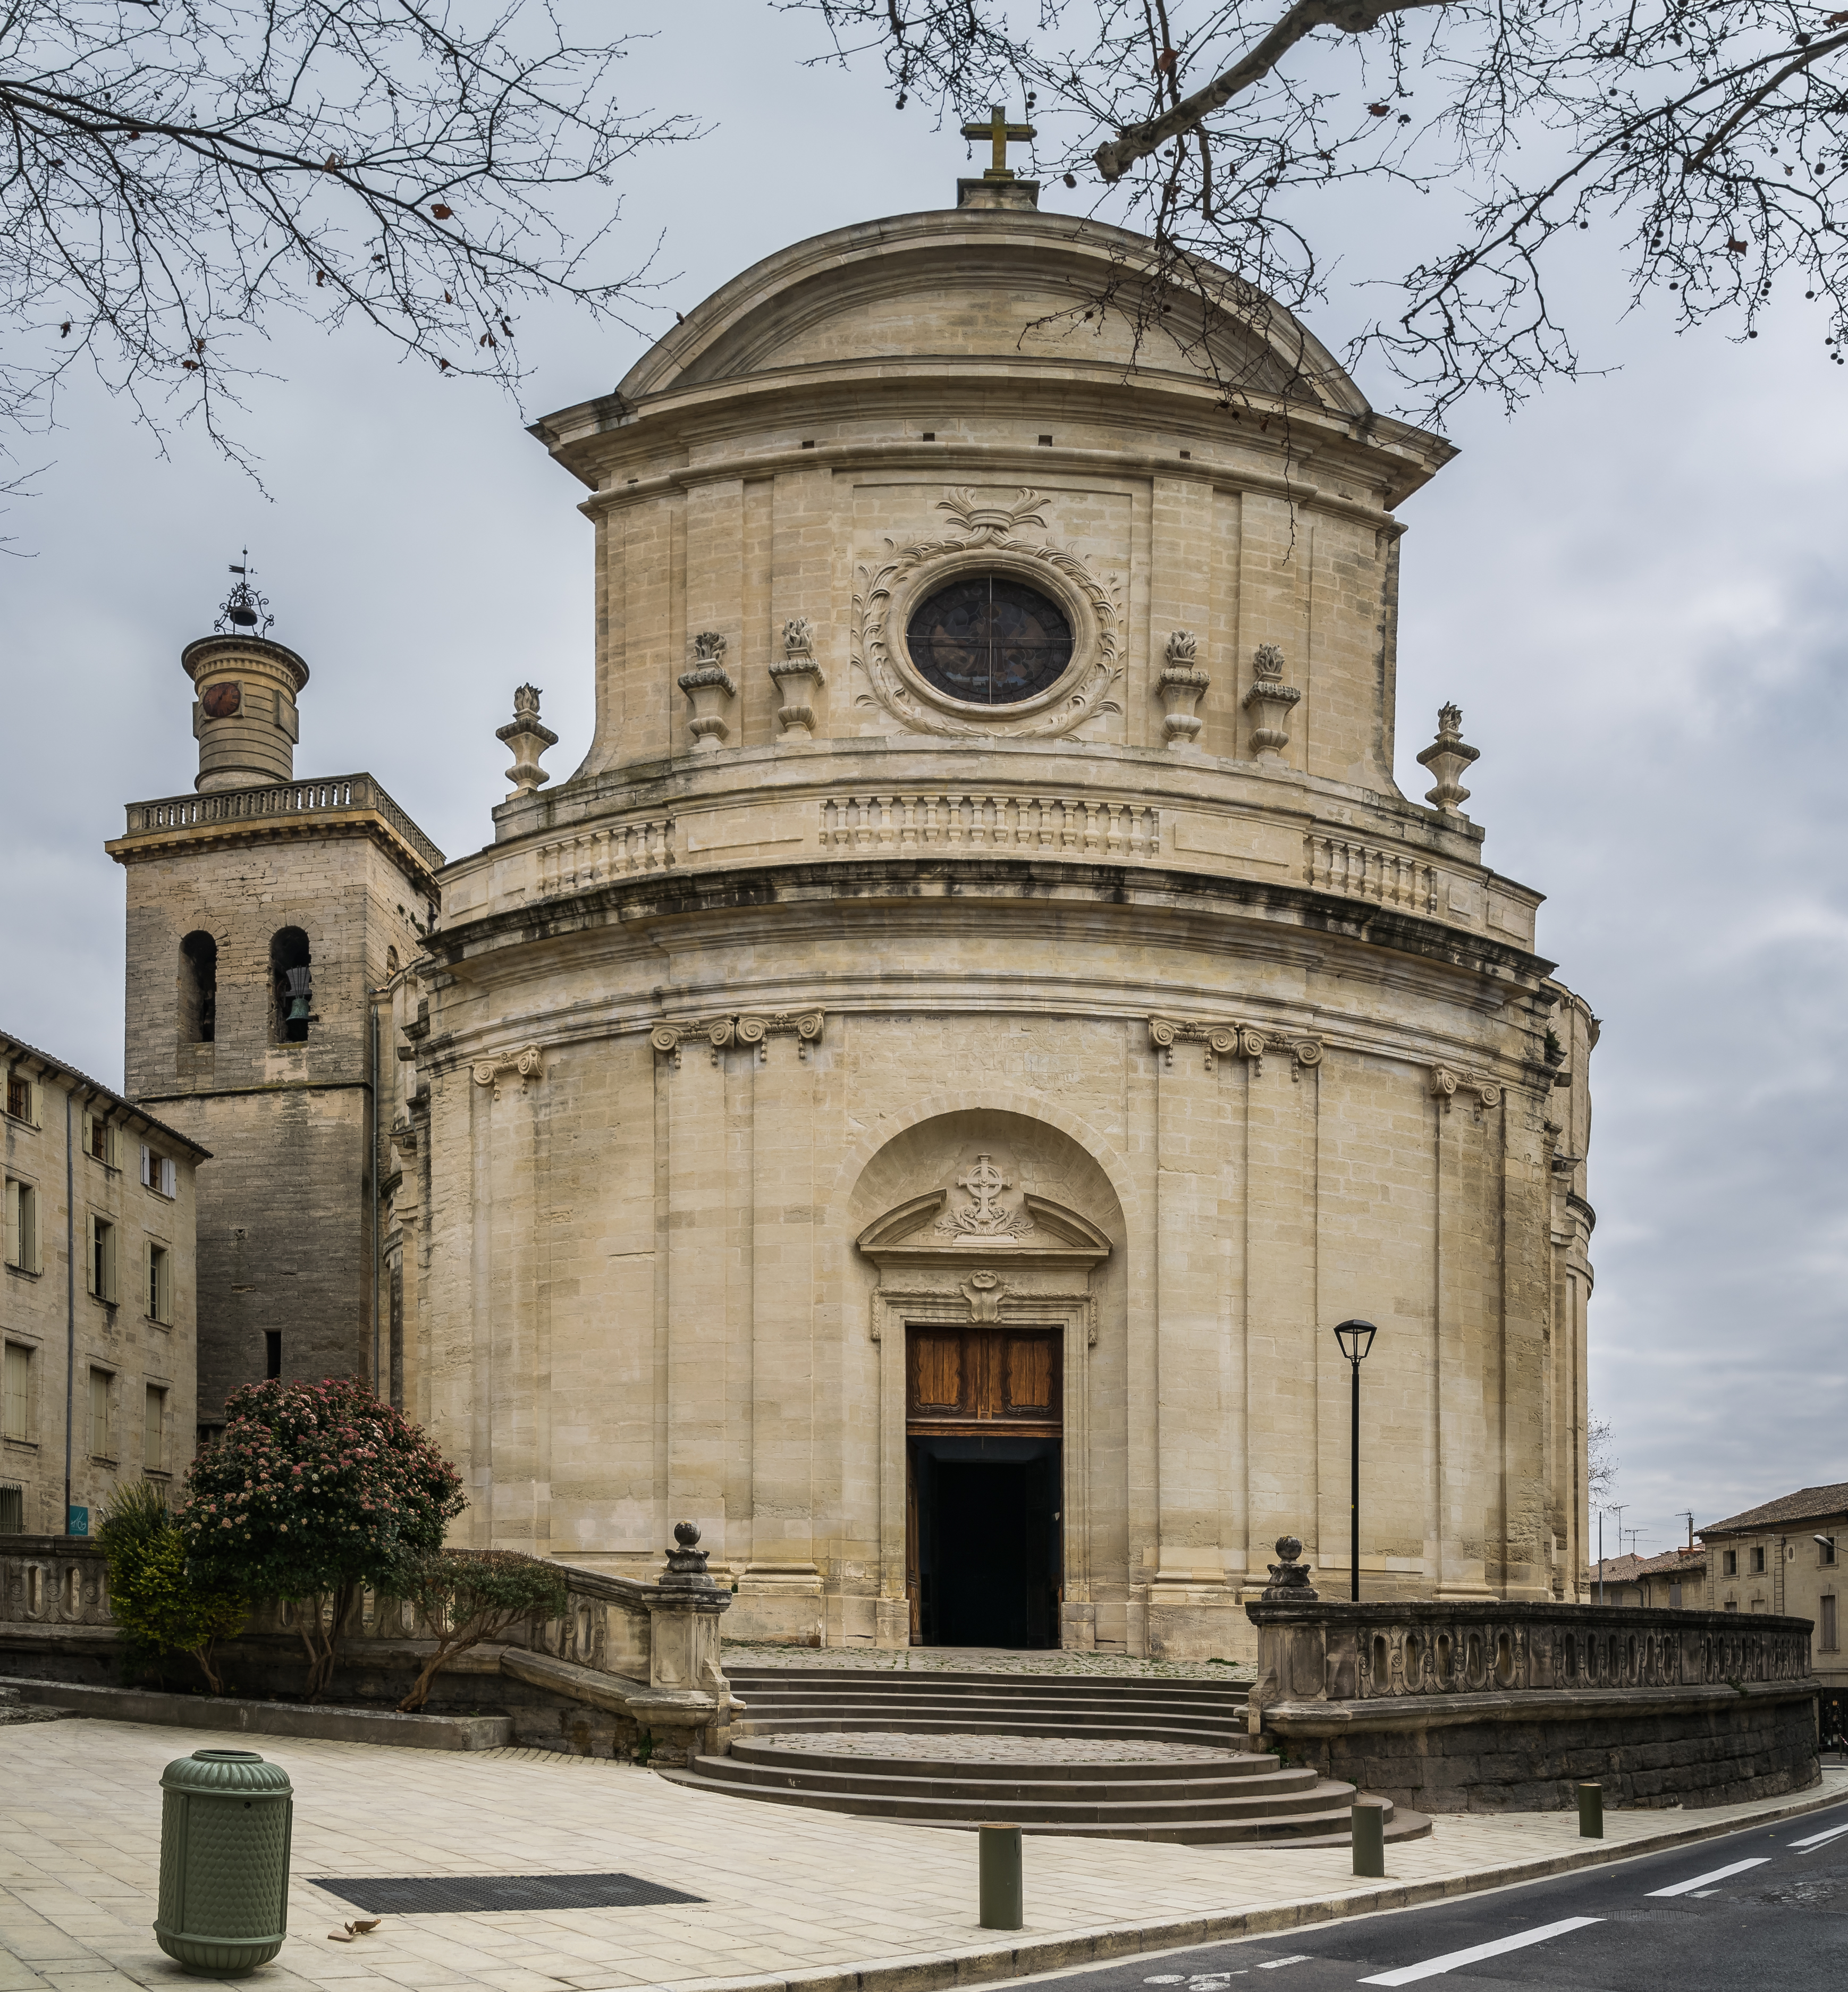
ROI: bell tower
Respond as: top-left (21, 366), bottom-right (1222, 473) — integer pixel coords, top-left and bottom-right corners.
top-left (107, 567), bottom-right (443, 1433)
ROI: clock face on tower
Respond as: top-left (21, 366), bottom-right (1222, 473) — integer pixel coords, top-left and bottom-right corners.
top-left (201, 682), bottom-right (242, 719)
top-left (905, 576), bottom-right (1075, 706)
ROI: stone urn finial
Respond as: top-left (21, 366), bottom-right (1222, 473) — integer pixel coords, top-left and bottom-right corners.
top-left (1243, 644), bottom-right (1303, 763)
top-left (1158, 629), bottom-right (1210, 752)
top-left (495, 682), bottom-right (559, 799)
top-left (769, 617), bottom-right (825, 740)
top-left (679, 634), bottom-right (737, 752)
top-left (1416, 702), bottom-right (1481, 814)
top-left (662, 1520), bottom-right (715, 1588)
top-left (1261, 1533), bottom-right (1318, 1601)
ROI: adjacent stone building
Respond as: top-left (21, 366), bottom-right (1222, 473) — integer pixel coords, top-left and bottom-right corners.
top-left (392, 169), bottom-right (1600, 1660)
top-left (1703, 1482), bottom-right (1844, 1692)
top-left (106, 604), bottom-right (443, 1431)
top-left (2, 1031), bottom-right (206, 1532)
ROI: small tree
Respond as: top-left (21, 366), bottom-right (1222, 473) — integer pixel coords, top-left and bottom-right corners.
top-left (384, 1548), bottom-right (568, 1712)
top-left (97, 1480), bottom-right (246, 1695)
top-left (179, 1378), bottom-right (466, 1701)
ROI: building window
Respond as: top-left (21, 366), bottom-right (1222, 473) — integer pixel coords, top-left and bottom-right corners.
top-left (1724, 1599), bottom-right (1739, 1612)
top-left (1821, 1536), bottom-right (1838, 1567)
top-left (265, 1330), bottom-right (282, 1380)
top-left (85, 1114), bottom-right (120, 1168)
top-left (3, 1343), bottom-right (29, 1441)
top-left (271, 927), bottom-right (314, 1042)
top-left (1750, 1545), bottom-right (1766, 1574)
top-left (88, 1216), bottom-right (117, 1304)
top-left (1669, 1584), bottom-right (1682, 1608)
top-left (180, 931), bottom-right (218, 1043)
top-left (88, 1368), bottom-right (114, 1459)
top-left (0, 1485), bottom-right (21, 1533)
top-left (1722, 1549), bottom-right (1737, 1576)
top-left (144, 1386), bottom-right (167, 1474)
top-left (905, 575), bottom-right (1076, 706)
top-left (5, 1074), bottom-right (32, 1124)
top-left (139, 1146), bottom-right (177, 1198)
top-left (1823, 1597), bottom-right (1838, 1652)
top-left (147, 1243), bottom-right (171, 1324)
top-left (5, 1178), bottom-right (40, 1274)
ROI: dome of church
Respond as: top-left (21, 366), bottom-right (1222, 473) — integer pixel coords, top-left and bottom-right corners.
top-left (414, 183), bottom-right (1597, 1657)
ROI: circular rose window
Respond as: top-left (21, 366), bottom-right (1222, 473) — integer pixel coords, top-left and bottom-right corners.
top-left (906, 576), bottom-right (1075, 706)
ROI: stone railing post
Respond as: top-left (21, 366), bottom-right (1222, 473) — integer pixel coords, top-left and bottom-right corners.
top-left (632, 1523), bottom-right (737, 1761)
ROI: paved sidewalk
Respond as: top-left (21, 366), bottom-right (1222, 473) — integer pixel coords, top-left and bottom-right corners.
top-left (1, 1720), bottom-right (1841, 1992)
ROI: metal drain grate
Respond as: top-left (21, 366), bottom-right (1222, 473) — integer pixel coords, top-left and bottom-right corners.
top-left (310, 1873), bottom-right (704, 1914)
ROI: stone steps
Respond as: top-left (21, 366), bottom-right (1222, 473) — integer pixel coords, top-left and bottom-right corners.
top-left (669, 1665), bottom-right (1431, 1845)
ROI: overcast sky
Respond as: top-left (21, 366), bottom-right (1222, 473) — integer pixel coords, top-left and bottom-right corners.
top-left (4, 4), bottom-right (1842, 1571)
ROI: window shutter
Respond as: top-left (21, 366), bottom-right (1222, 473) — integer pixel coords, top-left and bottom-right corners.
top-left (108, 1123), bottom-right (121, 1170)
top-left (4, 1180), bottom-right (16, 1269)
top-left (86, 1214), bottom-right (98, 1296)
top-left (104, 1220), bottom-right (117, 1302)
top-left (140, 1144), bottom-right (153, 1187)
top-left (161, 1157), bottom-right (176, 1198)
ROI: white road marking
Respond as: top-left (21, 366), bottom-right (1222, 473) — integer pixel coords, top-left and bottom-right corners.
top-left (1646, 1856), bottom-right (1770, 1898)
top-left (1256, 1962), bottom-right (1314, 1972)
top-left (1356, 1915), bottom-right (1604, 1986)
top-left (1790, 1820), bottom-right (1848, 1851)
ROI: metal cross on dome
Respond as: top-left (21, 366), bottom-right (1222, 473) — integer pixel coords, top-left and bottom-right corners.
top-left (960, 104), bottom-right (1036, 181)
top-left (957, 1152), bottom-right (1012, 1226)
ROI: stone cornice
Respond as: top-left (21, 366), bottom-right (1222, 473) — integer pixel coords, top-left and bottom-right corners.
top-left (1149, 1015), bottom-right (1324, 1078)
top-left (649, 1009), bottom-right (825, 1066)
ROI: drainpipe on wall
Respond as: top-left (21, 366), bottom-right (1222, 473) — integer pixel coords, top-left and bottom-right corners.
top-left (63, 1085), bottom-right (79, 1535)
top-left (369, 989), bottom-right (381, 1397)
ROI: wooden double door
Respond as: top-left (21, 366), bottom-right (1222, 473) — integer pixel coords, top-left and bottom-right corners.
top-left (905, 1324), bottom-right (1062, 1648)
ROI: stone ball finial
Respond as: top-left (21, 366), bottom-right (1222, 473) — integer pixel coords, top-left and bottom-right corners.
top-left (1275, 1534), bottom-right (1303, 1563)
top-left (673, 1521), bottom-right (701, 1548)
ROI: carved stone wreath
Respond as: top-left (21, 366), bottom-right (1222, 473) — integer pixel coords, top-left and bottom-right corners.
top-left (852, 488), bottom-right (1124, 740)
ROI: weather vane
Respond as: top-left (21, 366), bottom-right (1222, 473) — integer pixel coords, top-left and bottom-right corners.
top-left (216, 550), bottom-right (274, 637)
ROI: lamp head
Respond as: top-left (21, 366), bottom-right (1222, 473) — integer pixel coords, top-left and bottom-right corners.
top-left (1333, 1318), bottom-right (1378, 1364)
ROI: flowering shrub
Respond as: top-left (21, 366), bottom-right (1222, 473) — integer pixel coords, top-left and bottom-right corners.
top-left (179, 1377), bottom-right (466, 1698)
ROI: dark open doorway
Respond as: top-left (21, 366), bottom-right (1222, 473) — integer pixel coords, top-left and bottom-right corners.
top-left (909, 1436), bottom-right (1060, 1648)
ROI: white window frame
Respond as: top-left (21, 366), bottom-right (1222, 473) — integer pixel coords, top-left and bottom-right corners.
top-left (144, 1383), bottom-right (168, 1475)
top-left (88, 1214), bottom-right (118, 1304)
top-left (87, 1366), bottom-right (114, 1461)
top-left (5, 1177), bottom-right (40, 1274)
top-left (2, 1341), bottom-right (31, 1444)
top-left (146, 1240), bottom-right (171, 1325)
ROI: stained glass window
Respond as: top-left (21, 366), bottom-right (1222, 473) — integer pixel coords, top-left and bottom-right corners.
top-left (906, 577), bottom-right (1074, 705)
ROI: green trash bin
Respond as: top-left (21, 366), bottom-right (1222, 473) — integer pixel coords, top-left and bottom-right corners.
top-left (154, 1749), bottom-right (294, 1976)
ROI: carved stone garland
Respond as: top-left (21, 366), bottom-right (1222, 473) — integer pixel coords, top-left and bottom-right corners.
top-left (651, 1009), bottom-right (825, 1067)
top-left (1148, 1016), bottom-right (1323, 1079)
top-left (853, 488), bottom-right (1124, 739)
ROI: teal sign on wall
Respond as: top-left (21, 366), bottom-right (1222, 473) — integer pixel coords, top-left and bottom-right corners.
top-left (66, 1506), bottom-right (89, 1536)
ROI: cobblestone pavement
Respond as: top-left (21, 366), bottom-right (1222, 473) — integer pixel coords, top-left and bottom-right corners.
top-left (0, 1719), bottom-right (1840, 1992)
top-left (723, 1644), bottom-right (1258, 1681)
top-left (753, 1731), bottom-right (1239, 1763)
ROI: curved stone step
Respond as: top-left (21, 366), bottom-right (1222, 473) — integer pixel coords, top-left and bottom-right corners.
top-left (733, 1714), bottom-right (1247, 1747)
top-left (728, 1736), bottom-right (1281, 1783)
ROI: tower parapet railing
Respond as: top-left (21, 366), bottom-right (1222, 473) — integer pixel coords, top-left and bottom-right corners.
top-left (117, 773), bottom-right (445, 877)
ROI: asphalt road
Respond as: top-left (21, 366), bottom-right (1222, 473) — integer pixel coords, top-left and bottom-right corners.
top-left (1009, 1796), bottom-right (1848, 1991)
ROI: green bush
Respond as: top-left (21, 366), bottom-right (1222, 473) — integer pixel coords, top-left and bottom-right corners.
top-left (384, 1548), bottom-right (568, 1711)
top-left (179, 1378), bottom-right (466, 1700)
top-left (97, 1482), bottom-right (246, 1695)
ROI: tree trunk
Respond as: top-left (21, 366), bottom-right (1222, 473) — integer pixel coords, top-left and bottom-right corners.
top-left (191, 1642), bottom-right (226, 1696)
top-left (299, 1584), bottom-right (354, 1702)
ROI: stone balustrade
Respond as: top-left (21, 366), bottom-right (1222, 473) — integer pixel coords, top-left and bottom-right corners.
top-left (818, 791), bottom-right (1161, 857)
top-left (1306, 834), bottom-right (1438, 914)
top-left (119, 774), bottom-right (445, 875)
top-left (1245, 1596), bottom-right (1820, 1812)
top-left (535, 818), bottom-right (678, 894)
top-left (0, 1530), bottom-right (736, 1763)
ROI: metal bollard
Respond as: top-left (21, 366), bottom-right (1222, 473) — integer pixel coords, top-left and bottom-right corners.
top-left (1576, 1782), bottom-right (1604, 1839)
top-left (978, 1822), bottom-right (1023, 1930)
top-left (154, 1749), bottom-right (294, 1976)
top-left (1351, 1799), bottom-right (1386, 1878)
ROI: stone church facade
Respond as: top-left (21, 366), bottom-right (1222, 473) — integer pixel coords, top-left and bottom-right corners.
top-left (389, 183), bottom-right (1598, 1660)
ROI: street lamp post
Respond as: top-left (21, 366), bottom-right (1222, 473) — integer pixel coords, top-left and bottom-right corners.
top-left (1332, 1319), bottom-right (1379, 1603)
